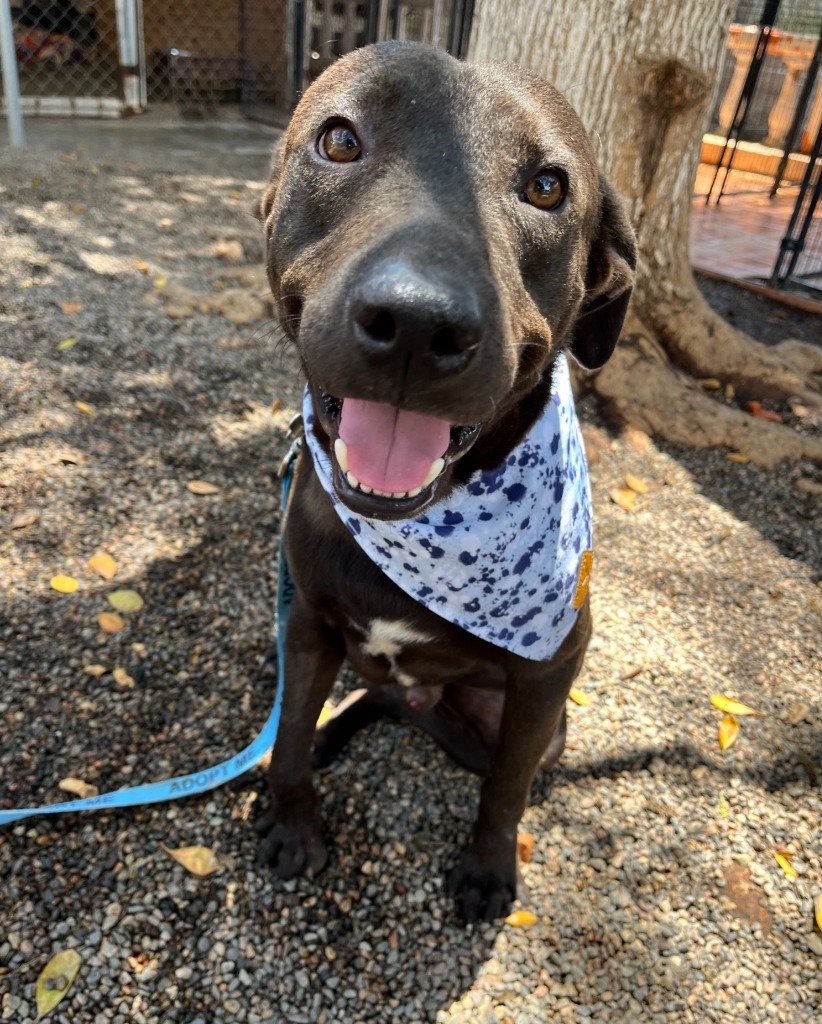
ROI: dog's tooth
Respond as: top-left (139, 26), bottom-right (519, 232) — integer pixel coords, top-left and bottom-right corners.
top-left (422, 458), bottom-right (445, 488)
top-left (360, 484), bottom-right (372, 494)
top-left (334, 438), bottom-right (349, 474)
top-left (407, 486), bottom-right (423, 497)
top-left (346, 471), bottom-right (360, 489)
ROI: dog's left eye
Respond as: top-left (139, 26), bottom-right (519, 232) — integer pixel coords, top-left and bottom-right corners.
top-left (318, 124), bottom-right (362, 163)
top-left (524, 170), bottom-right (566, 211)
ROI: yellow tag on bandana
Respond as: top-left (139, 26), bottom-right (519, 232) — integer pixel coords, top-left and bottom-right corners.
top-left (572, 550), bottom-right (593, 609)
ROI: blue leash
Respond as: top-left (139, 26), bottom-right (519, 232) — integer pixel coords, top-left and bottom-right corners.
top-left (0, 433), bottom-right (302, 829)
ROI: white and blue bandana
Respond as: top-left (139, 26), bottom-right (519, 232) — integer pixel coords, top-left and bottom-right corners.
top-left (303, 353), bottom-right (593, 662)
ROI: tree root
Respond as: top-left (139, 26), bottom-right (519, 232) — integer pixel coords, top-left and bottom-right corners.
top-left (632, 288), bottom-right (822, 405)
top-left (591, 333), bottom-right (822, 468)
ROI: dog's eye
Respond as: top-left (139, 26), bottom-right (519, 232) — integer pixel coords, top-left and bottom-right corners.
top-left (318, 124), bottom-right (362, 163)
top-left (524, 170), bottom-right (566, 211)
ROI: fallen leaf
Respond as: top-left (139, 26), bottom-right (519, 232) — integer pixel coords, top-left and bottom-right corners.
top-left (58, 777), bottom-right (99, 800)
top-left (624, 473), bottom-right (648, 494)
top-left (162, 843), bottom-right (224, 876)
top-left (609, 487), bottom-right (638, 512)
top-left (718, 714), bottom-right (739, 751)
top-left (727, 452), bottom-right (750, 463)
top-left (135, 261), bottom-right (150, 273)
top-left (814, 892), bottom-right (822, 932)
top-left (623, 426), bottom-right (651, 452)
top-left (772, 850), bottom-right (798, 880)
top-left (718, 794), bottom-right (730, 818)
top-left (270, 398), bottom-right (283, 413)
top-left (158, 218), bottom-right (174, 228)
top-left (699, 378), bottom-right (722, 390)
top-left (57, 337), bottom-right (78, 350)
top-left (186, 480), bottom-right (220, 495)
top-left (517, 833), bottom-right (534, 864)
top-left (505, 909), bottom-right (538, 928)
top-left (711, 695), bottom-right (762, 717)
top-left (131, 642), bottom-right (146, 654)
top-left (35, 949), bottom-right (81, 1018)
top-left (787, 702), bottom-right (810, 725)
top-left (57, 300), bottom-right (82, 314)
top-left (107, 590), bottom-right (144, 613)
top-left (154, 277), bottom-right (168, 288)
top-left (88, 552), bottom-right (117, 580)
top-left (569, 687), bottom-right (591, 706)
top-left (11, 511), bottom-right (38, 530)
top-left (83, 664), bottom-right (107, 677)
top-left (97, 611), bottom-right (125, 633)
top-left (619, 664), bottom-right (644, 681)
top-left (50, 574), bottom-right (79, 594)
top-left (74, 401), bottom-right (95, 415)
top-left (113, 667), bottom-right (135, 688)
top-left (745, 401), bottom-right (783, 423)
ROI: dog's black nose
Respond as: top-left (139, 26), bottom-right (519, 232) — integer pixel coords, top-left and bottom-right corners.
top-left (351, 260), bottom-right (482, 375)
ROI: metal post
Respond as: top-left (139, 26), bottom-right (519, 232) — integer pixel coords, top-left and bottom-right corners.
top-left (0, 0), bottom-right (26, 146)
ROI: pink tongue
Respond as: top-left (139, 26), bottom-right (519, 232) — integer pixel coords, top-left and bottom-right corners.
top-left (339, 399), bottom-right (450, 493)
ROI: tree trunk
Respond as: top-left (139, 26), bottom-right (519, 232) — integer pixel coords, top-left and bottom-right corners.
top-left (468, 0), bottom-right (822, 467)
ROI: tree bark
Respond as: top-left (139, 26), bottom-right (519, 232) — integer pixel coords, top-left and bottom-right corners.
top-left (468, 0), bottom-right (822, 466)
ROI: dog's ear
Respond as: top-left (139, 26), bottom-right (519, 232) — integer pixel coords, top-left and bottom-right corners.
top-left (569, 176), bottom-right (637, 370)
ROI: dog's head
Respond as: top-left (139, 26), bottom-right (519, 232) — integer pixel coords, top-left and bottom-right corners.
top-left (259, 43), bottom-right (636, 519)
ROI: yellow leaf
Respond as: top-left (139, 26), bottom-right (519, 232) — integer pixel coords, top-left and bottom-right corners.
top-left (113, 667), bottom-right (135, 688)
top-left (569, 687), bottom-right (591, 706)
top-left (50, 574), bottom-right (79, 594)
top-left (505, 909), bottom-right (538, 928)
top-left (317, 702), bottom-right (335, 727)
top-left (609, 486), bottom-right (638, 512)
top-left (83, 664), bottom-right (107, 677)
top-left (186, 480), bottom-right (220, 495)
top-left (624, 473), bottom-right (649, 494)
top-left (718, 795), bottom-right (730, 818)
top-left (97, 611), bottom-right (125, 633)
top-left (154, 277), bottom-right (168, 288)
top-left (88, 552), bottom-right (117, 580)
top-left (58, 777), bottom-right (99, 800)
top-left (711, 695), bottom-right (762, 717)
top-left (57, 337), bottom-right (77, 350)
top-left (727, 452), bottom-right (750, 463)
top-left (814, 892), bottom-right (822, 932)
top-left (162, 844), bottom-right (224, 876)
top-left (718, 713), bottom-right (739, 751)
top-left (786, 702), bottom-right (809, 726)
top-left (74, 401), bottom-right (95, 415)
top-left (699, 378), bottom-right (722, 390)
top-left (107, 590), bottom-right (144, 613)
top-left (772, 850), bottom-right (798, 880)
top-left (35, 949), bottom-right (81, 1018)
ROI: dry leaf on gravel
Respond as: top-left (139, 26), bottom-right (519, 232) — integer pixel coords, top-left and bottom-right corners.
top-left (83, 664), bottom-right (107, 677)
top-left (97, 611), bottom-right (125, 633)
top-left (74, 401), bottom-right (95, 415)
top-left (88, 552), bottom-right (117, 579)
top-left (814, 893), bottom-right (822, 932)
top-left (107, 590), bottom-right (144, 613)
top-left (517, 833), bottom-right (534, 864)
top-left (718, 714), bottom-right (739, 751)
top-left (786, 702), bottom-right (810, 725)
top-left (505, 909), bottom-right (538, 928)
top-left (624, 473), bottom-right (649, 494)
top-left (135, 261), bottom-right (149, 273)
top-left (609, 486), bottom-right (638, 512)
top-left (772, 850), bottom-right (798, 880)
top-left (11, 511), bottom-right (38, 530)
top-left (727, 452), bottom-right (750, 463)
top-left (154, 277), bottom-right (168, 288)
top-left (745, 401), bottom-right (783, 423)
top-left (50, 574), bottom-right (78, 594)
top-left (699, 378), bottom-right (722, 390)
top-left (58, 777), bottom-right (99, 800)
top-left (57, 300), bottom-right (82, 314)
top-left (57, 337), bottom-right (77, 350)
top-left (162, 844), bottom-right (225, 876)
top-left (619, 664), bottom-right (644, 681)
top-left (568, 687), bottom-right (591, 706)
top-left (186, 480), bottom-right (220, 495)
top-left (35, 949), bottom-right (81, 1019)
top-left (711, 695), bottom-right (762, 717)
top-left (112, 667), bottom-right (135, 688)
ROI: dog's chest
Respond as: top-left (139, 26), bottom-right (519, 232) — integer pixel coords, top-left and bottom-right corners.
top-left (354, 617), bottom-right (435, 688)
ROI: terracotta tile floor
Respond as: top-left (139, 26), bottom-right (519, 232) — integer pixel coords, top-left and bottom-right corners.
top-left (690, 163), bottom-right (801, 281)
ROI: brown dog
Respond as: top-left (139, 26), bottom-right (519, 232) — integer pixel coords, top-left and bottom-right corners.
top-left (255, 42), bottom-right (636, 922)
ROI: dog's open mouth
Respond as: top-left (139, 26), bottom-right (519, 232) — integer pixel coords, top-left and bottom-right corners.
top-left (317, 390), bottom-right (480, 517)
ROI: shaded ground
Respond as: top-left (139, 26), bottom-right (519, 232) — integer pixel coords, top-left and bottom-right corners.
top-left (0, 142), bottom-right (820, 1024)
top-left (697, 274), bottom-right (821, 348)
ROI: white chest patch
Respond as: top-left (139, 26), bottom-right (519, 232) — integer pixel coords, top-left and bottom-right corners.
top-left (360, 618), bottom-right (434, 687)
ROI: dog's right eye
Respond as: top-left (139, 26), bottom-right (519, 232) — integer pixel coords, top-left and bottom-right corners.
top-left (318, 125), bottom-right (362, 163)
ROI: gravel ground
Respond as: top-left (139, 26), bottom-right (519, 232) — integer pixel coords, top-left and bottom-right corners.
top-left (1, 141), bottom-right (821, 1024)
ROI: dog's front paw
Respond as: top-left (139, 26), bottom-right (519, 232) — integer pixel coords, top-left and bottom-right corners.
top-left (255, 809), bottom-right (328, 879)
top-left (447, 845), bottom-right (516, 923)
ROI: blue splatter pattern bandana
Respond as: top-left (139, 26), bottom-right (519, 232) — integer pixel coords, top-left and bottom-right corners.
top-left (303, 354), bottom-right (593, 661)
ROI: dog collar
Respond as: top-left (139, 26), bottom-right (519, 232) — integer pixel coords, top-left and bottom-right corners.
top-left (303, 354), bottom-right (593, 661)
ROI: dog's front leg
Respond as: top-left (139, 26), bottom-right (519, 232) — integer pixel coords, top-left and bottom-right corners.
top-left (256, 593), bottom-right (344, 878)
top-left (448, 610), bottom-right (590, 922)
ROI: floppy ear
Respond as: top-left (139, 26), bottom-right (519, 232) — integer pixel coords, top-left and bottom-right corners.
top-left (569, 176), bottom-right (637, 370)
